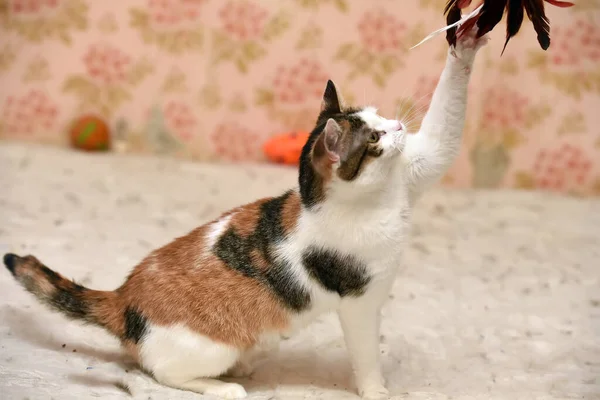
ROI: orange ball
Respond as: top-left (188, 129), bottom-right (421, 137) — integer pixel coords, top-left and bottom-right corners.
top-left (263, 131), bottom-right (310, 165)
top-left (70, 115), bottom-right (111, 151)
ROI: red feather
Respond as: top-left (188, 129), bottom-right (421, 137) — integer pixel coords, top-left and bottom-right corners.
top-left (544, 0), bottom-right (574, 6)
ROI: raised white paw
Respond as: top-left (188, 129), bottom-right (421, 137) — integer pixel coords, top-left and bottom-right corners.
top-left (360, 384), bottom-right (390, 400)
top-left (204, 383), bottom-right (248, 399)
top-left (451, 24), bottom-right (489, 65)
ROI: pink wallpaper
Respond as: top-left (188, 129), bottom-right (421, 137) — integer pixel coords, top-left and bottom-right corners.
top-left (0, 0), bottom-right (599, 195)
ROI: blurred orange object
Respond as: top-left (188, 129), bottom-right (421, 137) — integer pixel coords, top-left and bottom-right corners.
top-left (263, 131), bottom-right (310, 165)
top-left (69, 115), bottom-right (111, 151)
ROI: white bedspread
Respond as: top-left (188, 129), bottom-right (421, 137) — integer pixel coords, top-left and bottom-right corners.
top-left (0, 143), bottom-right (598, 400)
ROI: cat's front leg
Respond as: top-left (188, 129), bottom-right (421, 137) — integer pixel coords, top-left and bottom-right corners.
top-left (402, 25), bottom-right (488, 201)
top-left (338, 297), bottom-right (388, 399)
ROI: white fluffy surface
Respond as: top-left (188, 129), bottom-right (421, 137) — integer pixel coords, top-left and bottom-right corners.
top-left (0, 143), bottom-right (598, 400)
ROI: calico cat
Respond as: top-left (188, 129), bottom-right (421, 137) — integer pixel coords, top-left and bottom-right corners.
top-left (3, 27), bottom-right (487, 399)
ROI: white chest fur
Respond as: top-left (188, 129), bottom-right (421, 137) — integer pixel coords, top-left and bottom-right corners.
top-left (302, 180), bottom-right (411, 262)
top-left (273, 184), bottom-right (411, 334)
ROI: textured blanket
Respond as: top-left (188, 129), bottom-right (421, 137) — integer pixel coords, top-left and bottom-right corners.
top-left (0, 143), bottom-right (598, 400)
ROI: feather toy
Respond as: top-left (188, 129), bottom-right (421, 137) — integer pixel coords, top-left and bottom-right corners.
top-left (411, 0), bottom-right (574, 54)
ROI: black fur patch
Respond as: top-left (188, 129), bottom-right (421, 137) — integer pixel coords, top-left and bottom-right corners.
top-left (50, 288), bottom-right (89, 319)
top-left (38, 261), bottom-right (87, 292)
top-left (215, 230), bottom-right (257, 278)
top-left (37, 260), bottom-right (90, 319)
top-left (338, 143), bottom-right (369, 181)
top-left (123, 307), bottom-right (148, 344)
top-left (299, 122), bottom-right (328, 208)
top-left (3, 253), bottom-right (19, 275)
top-left (302, 246), bottom-right (371, 296)
top-left (214, 191), bottom-right (311, 312)
top-left (40, 264), bottom-right (61, 284)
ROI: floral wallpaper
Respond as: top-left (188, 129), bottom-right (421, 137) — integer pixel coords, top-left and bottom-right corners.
top-left (0, 0), bottom-right (599, 196)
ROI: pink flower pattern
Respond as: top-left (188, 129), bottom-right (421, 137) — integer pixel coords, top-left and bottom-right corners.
top-left (533, 144), bottom-right (593, 191)
top-left (357, 10), bottom-right (406, 53)
top-left (0, 1), bottom-right (597, 195)
top-left (480, 87), bottom-right (529, 131)
top-left (164, 101), bottom-right (197, 141)
top-left (2, 90), bottom-right (58, 135)
top-left (551, 19), bottom-right (600, 67)
top-left (211, 122), bottom-right (261, 161)
top-left (273, 59), bottom-right (328, 104)
top-left (219, 0), bottom-right (268, 41)
top-left (9, 0), bottom-right (58, 15)
top-left (148, 0), bottom-right (206, 28)
top-left (83, 44), bottom-right (131, 85)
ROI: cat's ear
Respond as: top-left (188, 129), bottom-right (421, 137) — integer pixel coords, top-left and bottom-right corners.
top-left (321, 80), bottom-right (343, 114)
top-left (313, 118), bottom-right (342, 171)
top-left (322, 118), bottom-right (341, 161)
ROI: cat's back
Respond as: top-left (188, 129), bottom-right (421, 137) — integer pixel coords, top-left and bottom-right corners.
top-left (116, 191), bottom-right (303, 347)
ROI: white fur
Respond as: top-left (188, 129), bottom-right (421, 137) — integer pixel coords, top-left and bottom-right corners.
top-left (206, 214), bottom-right (233, 249)
top-left (288, 30), bottom-right (485, 399)
top-left (134, 29), bottom-right (486, 400)
top-left (355, 106), bottom-right (404, 133)
top-left (140, 324), bottom-right (246, 398)
top-left (403, 31), bottom-right (489, 202)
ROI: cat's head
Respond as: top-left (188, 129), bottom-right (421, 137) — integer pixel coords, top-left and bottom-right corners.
top-left (299, 80), bottom-right (406, 208)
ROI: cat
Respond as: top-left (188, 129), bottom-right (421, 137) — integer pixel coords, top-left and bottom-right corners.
top-left (3, 27), bottom-right (487, 400)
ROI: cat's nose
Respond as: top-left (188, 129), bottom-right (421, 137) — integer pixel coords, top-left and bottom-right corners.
top-left (394, 121), bottom-right (403, 131)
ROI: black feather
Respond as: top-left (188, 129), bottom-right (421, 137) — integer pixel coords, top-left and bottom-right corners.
top-left (476, 0), bottom-right (508, 38)
top-left (442, 0), bottom-right (571, 53)
top-left (524, 0), bottom-right (550, 50)
top-left (445, 0), bottom-right (462, 46)
top-left (502, 0), bottom-right (525, 54)
top-left (444, 0), bottom-right (458, 14)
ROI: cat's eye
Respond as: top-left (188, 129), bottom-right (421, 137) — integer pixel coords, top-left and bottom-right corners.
top-left (368, 132), bottom-right (380, 143)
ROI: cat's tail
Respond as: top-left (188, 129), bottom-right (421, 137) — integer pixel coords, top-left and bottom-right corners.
top-left (3, 253), bottom-right (123, 336)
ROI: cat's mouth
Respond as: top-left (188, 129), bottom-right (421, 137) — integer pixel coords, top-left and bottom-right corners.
top-left (381, 130), bottom-right (405, 155)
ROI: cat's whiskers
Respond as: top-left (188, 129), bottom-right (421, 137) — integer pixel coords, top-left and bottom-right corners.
top-left (401, 91), bottom-right (434, 121)
top-left (393, 84), bottom-right (416, 121)
top-left (400, 91), bottom-right (436, 131)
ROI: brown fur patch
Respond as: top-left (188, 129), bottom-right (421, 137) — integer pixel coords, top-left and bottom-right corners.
top-left (249, 248), bottom-right (270, 272)
top-left (228, 200), bottom-right (264, 237)
top-left (9, 195), bottom-right (295, 360)
top-left (338, 119), bottom-right (351, 132)
top-left (308, 134), bottom-right (334, 204)
top-left (15, 256), bottom-right (55, 296)
top-left (118, 223), bottom-right (290, 350)
top-left (280, 191), bottom-right (301, 234)
top-left (88, 291), bottom-right (124, 336)
top-left (32, 271), bottom-right (56, 296)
